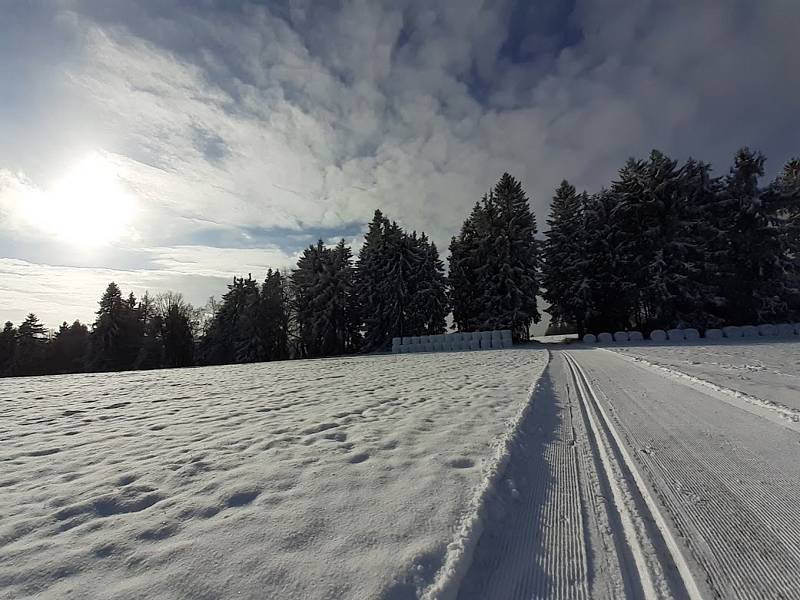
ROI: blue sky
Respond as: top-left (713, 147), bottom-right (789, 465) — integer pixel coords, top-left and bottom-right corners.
top-left (1, 0), bottom-right (798, 328)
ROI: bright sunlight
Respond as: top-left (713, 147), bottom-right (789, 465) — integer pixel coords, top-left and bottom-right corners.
top-left (19, 153), bottom-right (137, 247)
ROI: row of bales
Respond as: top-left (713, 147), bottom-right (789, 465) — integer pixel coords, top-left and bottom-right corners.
top-left (583, 323), bottom-right (800, 344)
top-left (393, 330), bottom-right (513, 353)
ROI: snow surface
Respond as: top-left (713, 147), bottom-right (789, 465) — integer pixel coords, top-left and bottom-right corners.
top-left (611, 339), bottom-right (800, 412)
top-left (0, 349), bottom-right (547, 599)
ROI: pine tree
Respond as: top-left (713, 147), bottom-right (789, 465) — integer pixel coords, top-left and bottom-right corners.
top-left (579, 189), bottom-right (631, 332)
top-left (293, 240), bottom-right (359, 357)
top-left (542, 181), bottom-right (587, 335)
top-left (48, 320), bottom-right (89, 374)
top-left (763, 158), bottom-right (800, 319)
top-left (260, 269), bottom-right (290, 361)
top-left (14, 313), bottom-right (48, 376)
top-left (0, 322), bottom-right (16, 377)
top-left (449, 174), bottom-right (540, 340)
top-left (89, 283), bottom-right (139, 371)
top-left (719, 148), bottom-right (787, 323)
top-left (356, 210), bottom-right (395, 350)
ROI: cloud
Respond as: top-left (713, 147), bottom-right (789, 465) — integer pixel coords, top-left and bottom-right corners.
top-left (0, 258), bottom-right (226, 329)
top-left (1, 0), bottom-right (799, 327)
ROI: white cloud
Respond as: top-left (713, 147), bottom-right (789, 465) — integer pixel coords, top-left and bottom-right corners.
top-left (2, 0), bottom-right (799, 324)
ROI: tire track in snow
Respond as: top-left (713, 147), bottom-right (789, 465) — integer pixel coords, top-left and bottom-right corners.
top-left (564, 352), bottom-right (703, 600)
top-left (574, 349), bottom-right (800, 599)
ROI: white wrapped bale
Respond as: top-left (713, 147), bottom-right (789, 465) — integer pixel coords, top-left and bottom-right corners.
top-left (758, 324), bottom-right (778, 337)
top-left (628, 331), bottom-right (644, 342)
top-left (583, 333), bottom-right (597, 344)
top-left (650, 329), bottom-right (667, 342)
top-left (741, 325), bottom-right (758, 338)
top-left (402, 336), bottom-right (412, 345)
top-left (470, 340), bottom-right (480, 351)
top-left (391, 345), bottom-right (400, 354)
top-left (722, 326), bottom-right (742, 338)
top-left (462, 331), bottom-right (474, 342)
top-left (795, 323), bottom-right (800, 335)
top-left (777, 323), bottom-right (795, 337)
top-left (683, 328), bottom-right (700, 341)
top-left (613, 331), bottom-right (629, 342)
top-left (500, 329), bottom-right (512, 339)
top-left (667, 328), bottom-right (685, 341)
top-left (597, 332), bottom-right (613, 344)
top-left (392, 337), bottom-right (401, 347)
top-left (704, 328), bottom-right (723, 340)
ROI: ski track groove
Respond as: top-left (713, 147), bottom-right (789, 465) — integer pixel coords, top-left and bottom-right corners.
top-left (574, 350), bottom-right (800, 600)
top-left (455, 360), bottom-right (590, 600)
top-left (564, 352), bottom-right (702, 600)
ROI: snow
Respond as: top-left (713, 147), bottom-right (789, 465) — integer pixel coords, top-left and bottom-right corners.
top-left (0, 349), bottom-right (547, 599)
top-left (611, 339), bottom-right (800, 412)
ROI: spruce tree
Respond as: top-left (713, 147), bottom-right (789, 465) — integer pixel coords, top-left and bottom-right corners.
top-left (14, 313), bottom-right (48, 376)
top-left (763, 158), bottom-right (800, 319)
top-left (49, 320), bottom-right (89, 374)
top-left (449, 174), bottom-right (540, 340)
top-left (260, 269), bottom-right (290, 361)
top-left (719, 148), bottom-right (787, 323)
top-left (542, 181), bottom-right (587, 334)
top-left (0, 322), bottom-right (17, 377)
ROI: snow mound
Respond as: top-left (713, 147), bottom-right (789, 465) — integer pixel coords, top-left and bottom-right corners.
top-left (650, 329), bottom-right (667, 342)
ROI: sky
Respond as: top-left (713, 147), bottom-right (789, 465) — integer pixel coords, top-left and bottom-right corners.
top-left (1, 0), bottom-right (798, 329)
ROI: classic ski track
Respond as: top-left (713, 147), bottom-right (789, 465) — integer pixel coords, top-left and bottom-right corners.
top-left (576, 350), bottom-right (800, 600)
top-left (563, 352), bottom-right (703, 600)
top-left (456, 357), bottom-right (591, 600)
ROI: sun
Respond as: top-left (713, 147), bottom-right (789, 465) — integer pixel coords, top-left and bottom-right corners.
top-left (21, 153), bottom-right (138, 247)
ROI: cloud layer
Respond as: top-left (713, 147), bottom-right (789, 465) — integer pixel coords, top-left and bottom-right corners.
top-left (1, 0), bottom-right (798, 327)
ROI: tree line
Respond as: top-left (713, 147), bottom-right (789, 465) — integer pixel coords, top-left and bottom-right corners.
top-left (1, 150), bottom-right (798, 377)
top-left (542, 148), bottom-right (799, 336)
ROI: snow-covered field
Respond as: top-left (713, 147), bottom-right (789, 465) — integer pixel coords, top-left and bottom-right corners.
top-left (610, 339), bottom-right (800, 412)
top-left (0, 350), bottom-right (547, 600)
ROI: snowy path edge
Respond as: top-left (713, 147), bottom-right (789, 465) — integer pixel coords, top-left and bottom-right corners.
top-left (601, 348), bottom-right (800, 431)
top-left (420, 349), bottom-right (550, 600)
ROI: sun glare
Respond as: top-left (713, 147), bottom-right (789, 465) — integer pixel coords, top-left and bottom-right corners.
top-left (20, 154), bottom-right (137, 247)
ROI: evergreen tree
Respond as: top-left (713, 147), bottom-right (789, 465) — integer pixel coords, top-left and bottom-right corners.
top-left (578, 189), bottom-right (632, 332)
top-left (0, 322), bottom-right (17, 376)
top-left (14, 313), bottom-right (48, 376)
top-left (763, 158), bottom-right (800, 319)
top-left (293, 240), bottom-right (359, 357)
top-left (89, 283), bottom-right (145, 372)
top-left (542, 181), bottom-right (587, 335)
top-left (719, 148), bottom-right (787, 323)
top-left (48, 320), bottom-right (89, 374)
top-left (260, 269), bottom-right (290, 361)
top-left (449, 173), bottom-right (540, 340)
